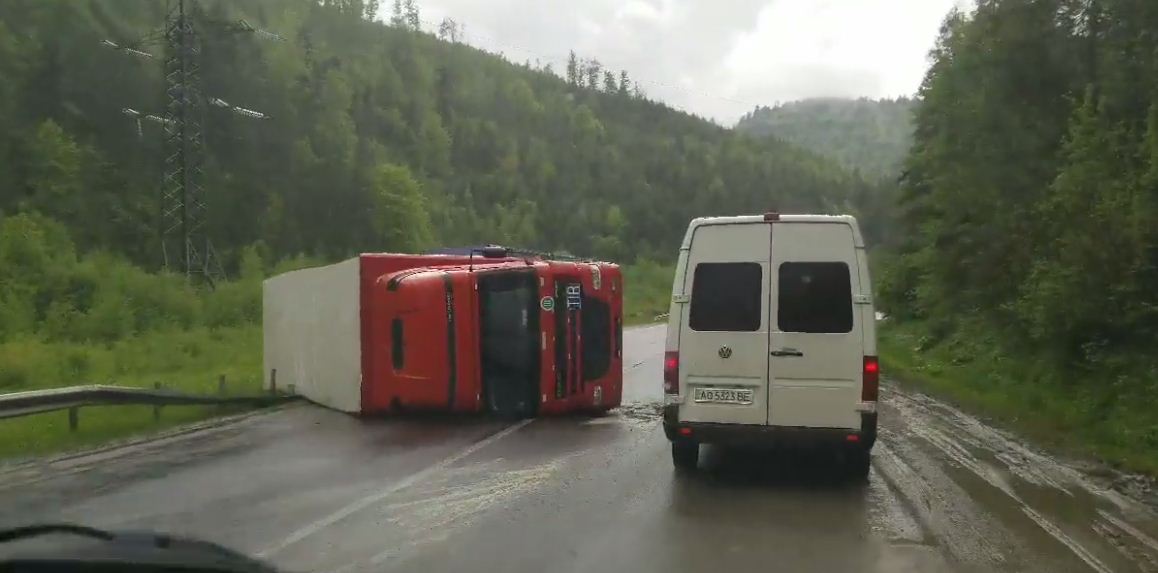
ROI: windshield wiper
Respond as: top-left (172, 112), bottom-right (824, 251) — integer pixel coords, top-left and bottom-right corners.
top-left (0, 524), bottom-right (116, 544)
top-left (0, 522), bottom-right (283, 573)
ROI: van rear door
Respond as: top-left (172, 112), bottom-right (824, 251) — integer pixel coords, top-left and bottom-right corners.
top-left (678, 223), bottom-right (770, 426)
top-left (767, 222), bottom-right (863, 430)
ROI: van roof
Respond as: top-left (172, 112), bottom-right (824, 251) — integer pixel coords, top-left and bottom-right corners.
top-left (682, 214), bottom-right (865, 249)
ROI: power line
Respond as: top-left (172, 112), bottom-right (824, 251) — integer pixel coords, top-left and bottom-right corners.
top-left (103, 0), bottom-right (278, 286)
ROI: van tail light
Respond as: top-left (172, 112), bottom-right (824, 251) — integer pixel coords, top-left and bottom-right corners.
top-left (663, 351), bottom-right (679, 394)
top-left (862, 356), bottom-right (880, 402)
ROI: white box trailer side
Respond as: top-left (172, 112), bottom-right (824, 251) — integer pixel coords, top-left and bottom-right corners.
top-left (263, 257), bottom-right (362, 413)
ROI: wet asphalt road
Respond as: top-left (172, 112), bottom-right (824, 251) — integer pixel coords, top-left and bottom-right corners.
top-left (3, 326), bottom-right (1158, 573)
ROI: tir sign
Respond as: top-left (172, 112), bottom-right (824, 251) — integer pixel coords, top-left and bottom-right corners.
top-left (565, 284), bottom-right (582, 310)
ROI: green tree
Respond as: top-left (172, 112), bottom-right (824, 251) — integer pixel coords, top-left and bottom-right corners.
top-left (602, 70), bottom-right (617, 93)
top-left (566, 51), bottom-right (579, 86)
top-left (403, 0), bottom-right (419, 30)
top-left (585, 59), bottom-right (601, 90)
top-left (370, 163), bottom-right (433, 252)
top-left (19, 120), bottom-right (85, 223)
top-left (390, 0), bottom-right (403, 27)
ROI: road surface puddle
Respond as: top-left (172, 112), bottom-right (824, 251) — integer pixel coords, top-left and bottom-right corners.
top-left (865, 464), bottom-right (925, 544)
top-left (613, 401), bottom-right (663, 427)
top-left (881, 383), bottom-right (1158, 572)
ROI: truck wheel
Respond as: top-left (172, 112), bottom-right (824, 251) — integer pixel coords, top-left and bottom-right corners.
top-left (671, 441), bottom-right (699, 470)
top-left (846, 448), bottom-right (871, 482)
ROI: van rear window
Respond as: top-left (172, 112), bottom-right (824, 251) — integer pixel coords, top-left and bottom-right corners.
top-left (777, 262), bottom-right (853, 333)
top-left (689, 263), bottom-right (762, 332)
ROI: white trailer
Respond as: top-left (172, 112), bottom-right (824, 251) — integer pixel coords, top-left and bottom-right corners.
top-left (262, 257), bottom-right (363, 413)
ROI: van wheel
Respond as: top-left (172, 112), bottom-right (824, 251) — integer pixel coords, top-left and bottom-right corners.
top-left (846, 448), bottom-right (871, 482)
top-left (671, 441), bottom-right (699, 470)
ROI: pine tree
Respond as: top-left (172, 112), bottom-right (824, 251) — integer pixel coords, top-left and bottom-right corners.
top-left (390, 0), bottom-right (404, 27)
top-left (566, 51), bottom-right (579, 86)
top-left (404, 0), bottom-right (420, 31)
top-left (585, 59), bottom-right (601, 90)
top-left (602, 70), bottom-right (617, 93)
top-left (361, 0), bottom-right (380, 21)
top-left (437, 17), bottom-right (461, 42)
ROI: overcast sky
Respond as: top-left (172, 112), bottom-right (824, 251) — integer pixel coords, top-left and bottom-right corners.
top-left (387, 0), bottom-right (971, 125)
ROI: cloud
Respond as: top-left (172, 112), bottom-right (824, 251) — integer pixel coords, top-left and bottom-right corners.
top-left (722, 0), bottom-right (966, 106)
top-left (614, 1), bottom-right (667, 25)
top-left (392, 0), bottom-right (968, 124)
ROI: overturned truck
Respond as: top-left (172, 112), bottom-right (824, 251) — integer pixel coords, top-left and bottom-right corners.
top-left (263, 249), bottom-right (623, 417)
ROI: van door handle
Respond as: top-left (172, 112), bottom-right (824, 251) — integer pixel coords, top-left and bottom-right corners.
top-left (770, 348), bottom-right (803, 357)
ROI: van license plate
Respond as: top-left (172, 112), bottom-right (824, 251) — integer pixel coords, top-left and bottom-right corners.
top-left (693, 388), bottom-right (754, 405)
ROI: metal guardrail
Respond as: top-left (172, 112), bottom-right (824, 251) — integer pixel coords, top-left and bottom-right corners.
top-left (0, 382), bottom-right (298, 430)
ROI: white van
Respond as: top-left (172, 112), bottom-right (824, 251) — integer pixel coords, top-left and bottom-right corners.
top-left (661, 213), bottom-right (879, 478)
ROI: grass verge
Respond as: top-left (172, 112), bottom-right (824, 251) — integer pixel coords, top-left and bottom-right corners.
top-left (623, 260), bottom-right (674, 326)
top-left (0, 325), bottom-right (262, 461)
top-left (880, 319), bottom-right (1158, 476)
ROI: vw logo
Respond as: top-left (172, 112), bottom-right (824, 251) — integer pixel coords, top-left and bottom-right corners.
top-left (718, 346), bottom-right (732, 359)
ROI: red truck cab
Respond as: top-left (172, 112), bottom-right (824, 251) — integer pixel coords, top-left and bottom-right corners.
top-left (363, 252), bottom-right (622, 417)
top-left (359, 253), bottom-right (515, 413)
top-left (538, 261), bottom-right (623, 415)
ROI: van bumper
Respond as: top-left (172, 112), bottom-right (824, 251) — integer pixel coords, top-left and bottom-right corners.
top-left (663, 405), bottom-right (878, 451)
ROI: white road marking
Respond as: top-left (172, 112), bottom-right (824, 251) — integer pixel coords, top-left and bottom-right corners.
top-left (368, 458), bottom-right (564, 565)
top-left (1098, 509), bottom-right (1158, 554)
top-left (1021, 507), bottom-right (1113, 573)
top-left (256, 419), bottom-right (534, 557)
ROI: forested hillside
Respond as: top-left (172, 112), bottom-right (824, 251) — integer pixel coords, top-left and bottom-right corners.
top-left (0, 0), bottom-right (869, 272)
top-left (736, 98), bottom-right (915, 178)
top-left (880, 0), bottom-right (1158, 469)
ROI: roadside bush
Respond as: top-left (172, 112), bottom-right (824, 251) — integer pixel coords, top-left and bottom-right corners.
top-left (0, 337), bottom-right (64, 389)
top-left (203, 280), bottom-right (261, 328)
top-left (0, 289), bottom-right (37, 341)
top-left (0, 214), bottom-right (274, 344)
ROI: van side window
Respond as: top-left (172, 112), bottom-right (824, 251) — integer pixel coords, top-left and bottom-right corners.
top-left (689, 263), bottom-right (762, 332)
top-left (391, 318), bottom-right (405, 370)
top-left (777, 262), bottom-right (853, 333)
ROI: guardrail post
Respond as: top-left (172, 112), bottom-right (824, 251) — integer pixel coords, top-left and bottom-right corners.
top-left (218, 374), bottom-right (227, 412)
top-left (269, 368), bottom-right (277, 396)
top-left (153, 381), bottom-right (162, 422)
top-left (68, 407), bottom-right (78, 432)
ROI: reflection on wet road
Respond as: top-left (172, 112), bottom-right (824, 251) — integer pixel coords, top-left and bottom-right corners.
top-left (2, 326), bottom-right (1157, 572)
